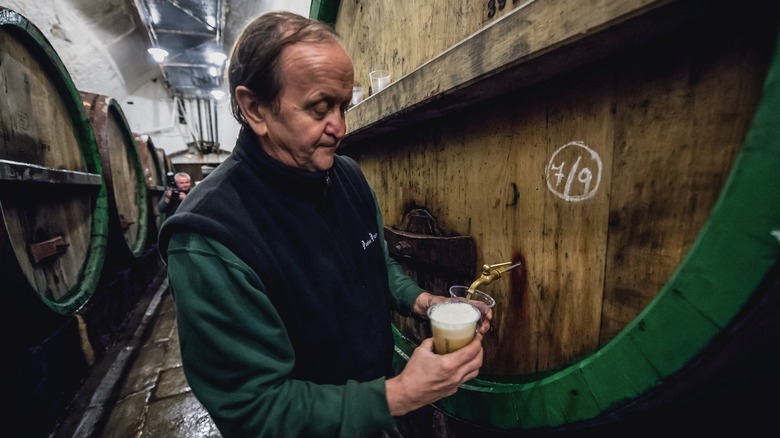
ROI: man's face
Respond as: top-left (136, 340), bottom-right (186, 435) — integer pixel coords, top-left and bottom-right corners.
top-left (175, 176), bottom-right (191, 191)
top-left (255, 40), bottom-right (354, 172)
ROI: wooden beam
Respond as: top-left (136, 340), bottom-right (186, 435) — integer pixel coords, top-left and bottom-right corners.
top-left (0, 159), bottom-right (102, 187)
top-left (342, 0), bottom-right (709, 149)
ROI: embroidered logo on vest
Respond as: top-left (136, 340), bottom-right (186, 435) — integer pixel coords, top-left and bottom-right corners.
top-left (361, 232), bottom-right (378, 250)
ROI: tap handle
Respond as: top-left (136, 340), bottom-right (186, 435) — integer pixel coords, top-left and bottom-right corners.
top-left (484, 261), bottom-right (512, 271)
top-left (470, 261), bottom-right (522, 293)
top-left (484, 261), bottom-right (518, 274)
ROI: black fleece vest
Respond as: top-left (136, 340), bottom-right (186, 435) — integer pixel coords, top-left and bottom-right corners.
top-left (159, 129), bottom-right (394, 384)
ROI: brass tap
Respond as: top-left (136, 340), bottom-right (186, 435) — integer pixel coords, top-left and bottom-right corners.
top-left (467, 261), bottom-right (522, 298)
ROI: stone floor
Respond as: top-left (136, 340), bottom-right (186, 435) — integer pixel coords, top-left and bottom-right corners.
top-left (53, 273), bottom-right (222, 438)
top-left (100, 281), bottom-right (221, 438)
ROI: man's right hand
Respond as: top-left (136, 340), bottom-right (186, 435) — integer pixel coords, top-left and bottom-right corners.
top-left (384, 334), bottom-right (484, 416)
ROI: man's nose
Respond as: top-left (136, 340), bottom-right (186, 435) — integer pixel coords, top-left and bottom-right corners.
top-left (325, 112), bottom-right (346, 138)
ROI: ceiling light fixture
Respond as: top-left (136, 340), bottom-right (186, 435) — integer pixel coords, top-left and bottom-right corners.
top-left (206, 51), bottom-right (227, 65)
top-left (147, 47), bottom-right (169, 63)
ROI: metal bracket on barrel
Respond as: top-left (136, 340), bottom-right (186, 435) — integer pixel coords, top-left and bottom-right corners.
top-left (29, 235), bottom-right (70, 264)
top-left (384, 209), bottom-right (476, 278)
top-left (119, 214), bottom-right (135, 231)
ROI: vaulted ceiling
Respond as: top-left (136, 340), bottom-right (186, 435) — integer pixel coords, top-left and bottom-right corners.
top-left (133, 0), bottom-right (315, 100)
top-left (3, 0), bottom-right (335, 101)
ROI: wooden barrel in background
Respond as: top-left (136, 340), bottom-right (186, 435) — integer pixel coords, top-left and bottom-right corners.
top-left (156, 145), bottom-right (174, 181)
top-left (0, 8), bottom-right (108, 343)
top-left (80, 92), bottom-right (147, 263)
top-left (155, 146), bottom-right (176, 221)
top-left (135, 134), bottom-right (166, 237)
top-left (341, 2), bottom-right (780, 435)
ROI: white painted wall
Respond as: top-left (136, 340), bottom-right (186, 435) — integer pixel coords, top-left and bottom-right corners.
top-left (4, 0), bottom-right (149, 101)
top-left (265, 0), bottom-right (312, 16)
top-left (4, 0), bottom-right (312, 156)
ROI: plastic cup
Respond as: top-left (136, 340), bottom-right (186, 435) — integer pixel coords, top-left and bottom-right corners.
top-left (449, 285), bottom-right (496, 310)
top-left (350, 86), bottom-right (364, 107)
top-left (369, 70), bottom-right (391, 94)
top-left (427, 301), bottom-right (481, 354)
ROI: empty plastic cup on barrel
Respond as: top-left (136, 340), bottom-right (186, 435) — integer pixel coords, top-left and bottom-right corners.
top-left (369, 70), bottom-right (391, 94)
top-left (350, 86), bottom-right (364, 107)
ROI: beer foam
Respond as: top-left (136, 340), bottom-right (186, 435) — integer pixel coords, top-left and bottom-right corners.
top-left (430, 302), bottom-right (479, 325)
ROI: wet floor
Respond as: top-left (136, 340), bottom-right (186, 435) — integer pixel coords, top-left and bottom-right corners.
top-left (53, 273), bottom-right (222, 437)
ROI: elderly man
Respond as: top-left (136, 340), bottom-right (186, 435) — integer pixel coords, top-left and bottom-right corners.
top-left (159, 11), bottom-right (490, 437)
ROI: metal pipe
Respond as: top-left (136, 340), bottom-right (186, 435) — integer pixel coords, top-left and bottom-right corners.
top-left (196, 98), bottom-right (204, 144)
top-left (213, 99), bottom-right (219, 147)
top-left (207, 99), bottom-right (215, 143)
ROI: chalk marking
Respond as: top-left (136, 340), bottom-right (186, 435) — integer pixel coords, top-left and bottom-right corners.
top-left (545, 141), bottom-right (602, 202)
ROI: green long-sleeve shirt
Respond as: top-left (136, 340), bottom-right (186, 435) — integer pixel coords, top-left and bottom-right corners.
top-left (166, 211), bottom-right (423, 437)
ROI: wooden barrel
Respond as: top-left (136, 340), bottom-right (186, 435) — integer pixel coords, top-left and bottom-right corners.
top-left (339, 2), bottom-right (780, 435)
top-left (80, 92), bottom-right (147, 261)
top-left (135, 134), bottom-right (165, 189)
top-left (0, 9), bottom-right (108, 353)
top-left (156, 146), bottom-right (175, 181)
top-left (156, 146), bottom-right (176, 220)
top-left (135, 134), bottom-right (166, 236)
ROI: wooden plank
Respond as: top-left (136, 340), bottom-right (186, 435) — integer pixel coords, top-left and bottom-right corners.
top-left (0, 159), bottom-right (101, 186)
top-left (535, 64), bottom-right (614, 370)
top-left (341, 0), bottom-right (703, 148)
top-left (599, 24), bottom-right (771, 342)
top-left (336, 0), bottom-right (489, 107)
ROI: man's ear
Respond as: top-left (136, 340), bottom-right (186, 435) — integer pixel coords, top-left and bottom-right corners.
top-left (235, 85), bottom-right (268, 136)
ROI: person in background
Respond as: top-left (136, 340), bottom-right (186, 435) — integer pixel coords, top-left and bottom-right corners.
top-left (158, 171), bottom-right (191, 219)
top-left (158, 11), bottom-right (491, 438)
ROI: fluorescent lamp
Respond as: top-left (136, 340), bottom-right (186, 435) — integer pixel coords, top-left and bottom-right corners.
top-left (206, 51), bottom-right (227, 65)
top-left (147, 47), bottom-right (168, 63)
